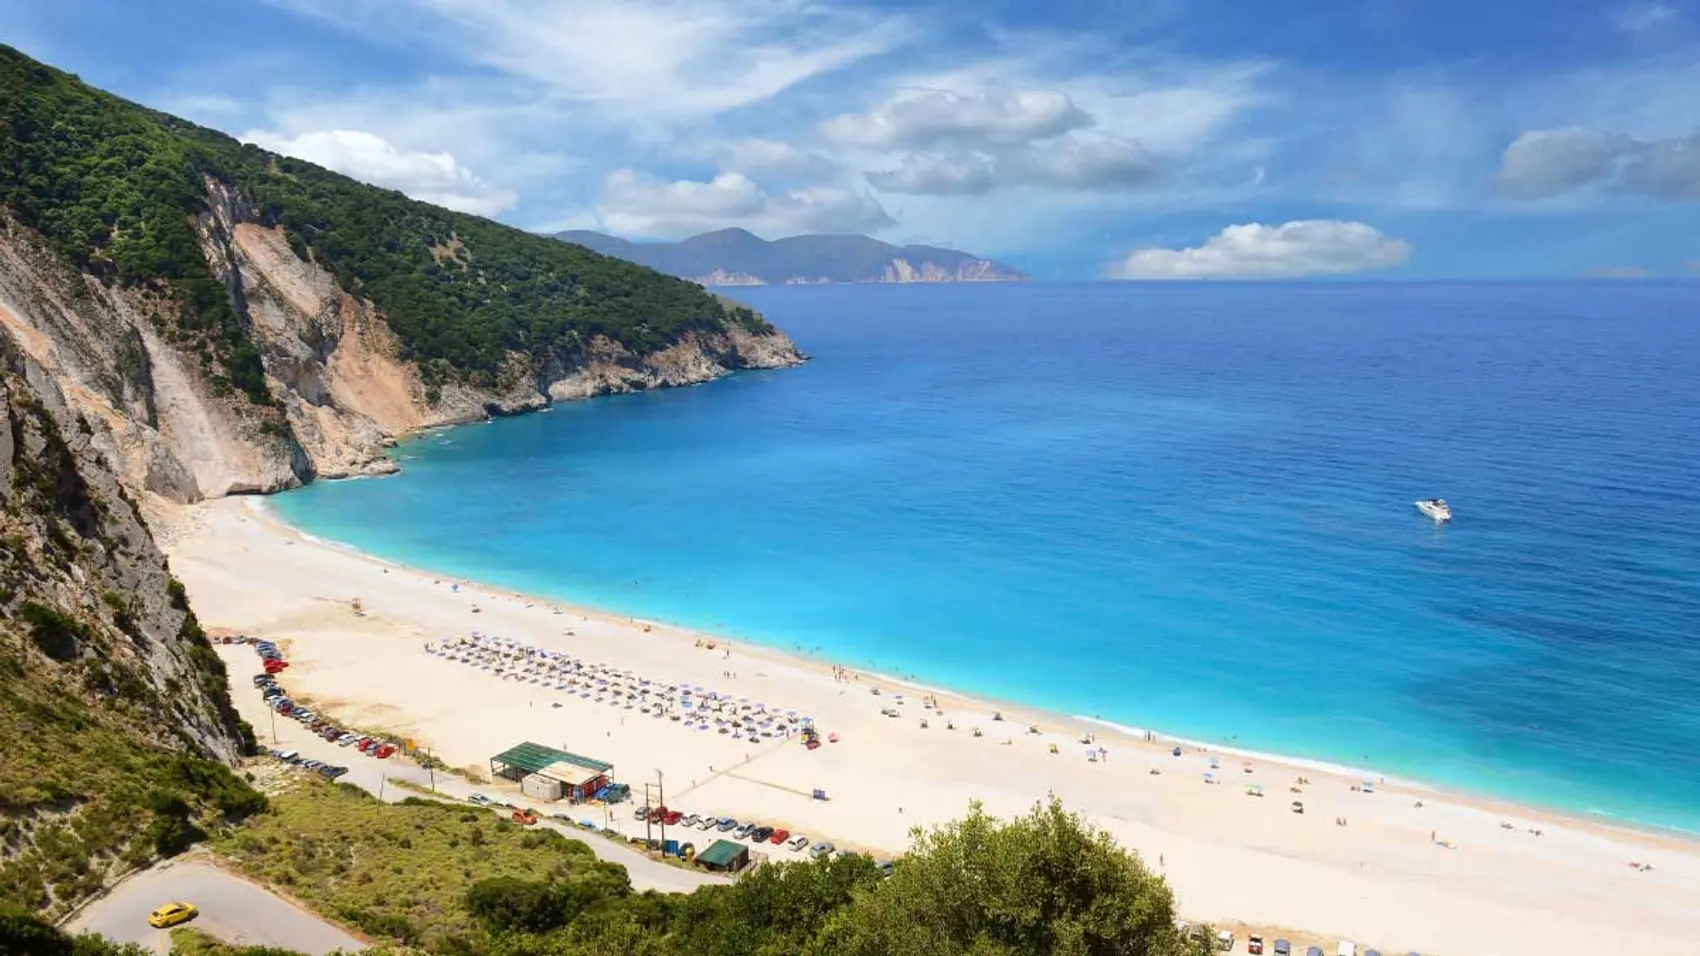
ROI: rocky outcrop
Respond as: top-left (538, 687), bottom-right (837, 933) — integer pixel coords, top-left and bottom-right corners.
top-left (881, 257), bottom-right (1014, 283)
top-left (0, 184), bottom-right (804, 506)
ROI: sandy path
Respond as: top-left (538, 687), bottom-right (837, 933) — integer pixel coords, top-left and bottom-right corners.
top-left (161, 497), bottom-right (1700, 956)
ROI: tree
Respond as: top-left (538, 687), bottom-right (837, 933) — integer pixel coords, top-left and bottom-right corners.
top-left (815, 799), bottom-right (1191, 956)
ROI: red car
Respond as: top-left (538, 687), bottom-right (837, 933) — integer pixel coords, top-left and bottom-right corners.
top-left (1247, 935), bottom-right (1264, 954)
top-left (356, 738), bottom-right (374, 752)
top-left (769, 828), bottom-right (790, 845)
top-left (663, 810), bottom-right (682, 825)
top-left (375, 743), bottom-right (396, 759)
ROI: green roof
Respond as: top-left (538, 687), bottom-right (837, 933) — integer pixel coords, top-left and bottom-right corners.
top-left (490, 742), bottom-right (613, 775)
top-left (696, 840), bottom-right (746, 868)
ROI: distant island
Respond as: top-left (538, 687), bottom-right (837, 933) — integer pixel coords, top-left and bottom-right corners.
top-left (554, 227), bottom-right (1027, 286)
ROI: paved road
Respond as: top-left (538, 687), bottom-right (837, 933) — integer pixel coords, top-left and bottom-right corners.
top-left (66, 860), bottom-right (364, 955)
top-left (220, 646), bottom-right (727, 894)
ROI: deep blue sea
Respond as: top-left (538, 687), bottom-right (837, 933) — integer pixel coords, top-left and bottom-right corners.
top-left (273, 282), bottom-right (1700, 833)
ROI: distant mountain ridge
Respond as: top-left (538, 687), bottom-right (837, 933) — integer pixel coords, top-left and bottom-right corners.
top-left (554, 228), bottom-right (1026, 285)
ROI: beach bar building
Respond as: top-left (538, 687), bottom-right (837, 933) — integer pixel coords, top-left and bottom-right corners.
top-left (490, 742), bottom-right (613, 803)
top-left (695, 839), bottom-right (749, 873)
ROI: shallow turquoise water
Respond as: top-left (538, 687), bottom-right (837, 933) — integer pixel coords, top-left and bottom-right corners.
top-left (273, 282), bottom-right (1700, 833)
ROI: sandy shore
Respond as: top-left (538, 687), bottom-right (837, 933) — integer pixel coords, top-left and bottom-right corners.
top-left (159, 496), bottom-right (1700, 956)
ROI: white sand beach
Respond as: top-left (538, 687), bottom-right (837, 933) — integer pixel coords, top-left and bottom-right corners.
top-left (160, 497), bottom-right (1700, 956)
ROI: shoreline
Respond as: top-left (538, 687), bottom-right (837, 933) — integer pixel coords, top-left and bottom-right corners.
top-left (255, 495), bottom-right (1695, 845)
top-left (157, 494), bottom-right (1700, 956)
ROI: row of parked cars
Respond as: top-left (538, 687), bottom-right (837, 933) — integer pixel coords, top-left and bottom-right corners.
top-left (630, 804), bottom-right (894, 876)
top-left (252, 639), bottom-right (404, 762)
top-left (266, 747), bottom-right (349, 779)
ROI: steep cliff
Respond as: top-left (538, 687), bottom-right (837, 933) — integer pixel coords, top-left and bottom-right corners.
top-left (0, 46), bottom-right (805, 504)
top-left (0, 326), bottom-right (260, 915)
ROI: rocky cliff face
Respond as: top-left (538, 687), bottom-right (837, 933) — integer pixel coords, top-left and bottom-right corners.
top-left (0, 326), bottom-right (247, 761)
top-left (0, 324), bottom-right (260, 913)
top-left (880, 257), bottom-right (1015, 283)
top-left (0, 184), bottom-right (804, 505)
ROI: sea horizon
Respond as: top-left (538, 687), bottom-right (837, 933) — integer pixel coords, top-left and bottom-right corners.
top-left (272, 282), bottom-right (1700, 836)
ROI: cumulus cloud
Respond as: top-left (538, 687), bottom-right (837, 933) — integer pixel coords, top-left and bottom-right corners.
top-left (1110, 220), bottom-right (1411, 279)
top-left (822, 88), bottom-right (1094, 150)
top-left (868, 134), bottom-right (1158, 195)
top-left (696, 138), bottom-right (838, 178)
top-left (242, 128), bottom-right (517, 216)
top-left (595, 170), bottom-right (893, 239)
top-left (1495, 127), bottom-right (1633, 199)
top-left (1496, 127), bottom-right (1700, 201)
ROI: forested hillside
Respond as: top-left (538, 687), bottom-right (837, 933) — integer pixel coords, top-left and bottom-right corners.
top-left (0, 45), bottom-right (774, 396)
top-left (0, 44), bottom-right (800, 500)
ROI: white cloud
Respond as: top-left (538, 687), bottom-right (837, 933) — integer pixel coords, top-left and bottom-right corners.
top-left (241, 128), bottom-right (517, 216)
top-left (1110, 220), bottom-right (1412, 279)
top-left (696, 138), bottom-right (839, 178)
top-left (867, 133), bottom-right (1159, 195)
top-left (1495, 127), bottom-right (1632, 198)
top-left (1608, 2), bottom-right (1680, 32)
top-left (269, 0), bottom-right (908, 121)
top-left (822, 89), bottom-right (1094, 149)
top-left (594, 170), bottom-right (892, 239)
top-left (1495, 126), bottom-right (1700, 200)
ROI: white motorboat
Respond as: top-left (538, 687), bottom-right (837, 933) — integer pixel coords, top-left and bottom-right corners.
top-left (1415, 498), bottom-right (1452, 522)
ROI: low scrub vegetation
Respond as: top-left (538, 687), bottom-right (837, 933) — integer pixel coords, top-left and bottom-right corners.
top-left (212, 782), bottom-right (1205, 956)
top-left (212, 779), bottom-right (621, 951)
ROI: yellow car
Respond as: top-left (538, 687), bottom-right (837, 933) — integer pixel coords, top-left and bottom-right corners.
top-left (146, 901), bottom-right (197, 928)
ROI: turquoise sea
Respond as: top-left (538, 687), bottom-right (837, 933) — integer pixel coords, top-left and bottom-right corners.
top-left (272, 282), bottom-right (1700, 834)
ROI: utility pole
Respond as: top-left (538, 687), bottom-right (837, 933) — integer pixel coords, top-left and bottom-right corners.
top-left (427, 748), bottom-right (436, 792)
top-left (269, 708), bottom-right (277, 744)
top-left (657, 769), bottom-right (666, 853)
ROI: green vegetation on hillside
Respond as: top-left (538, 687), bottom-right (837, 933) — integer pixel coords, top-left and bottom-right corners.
top-left (0, 360), bottom-right (261, 916)
top-left (212, 780), bottom-right (629, 952)
top-left (210, 784), bottom-right (1201, 956)
top-left (0, 45), bottom-right (774, 400)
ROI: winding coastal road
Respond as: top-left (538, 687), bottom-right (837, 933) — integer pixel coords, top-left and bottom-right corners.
top-left (66, 859), bottom-right (364, 954)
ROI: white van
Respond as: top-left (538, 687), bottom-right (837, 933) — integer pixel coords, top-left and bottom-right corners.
top-left (1336, 942), bottom-right (1356, 956)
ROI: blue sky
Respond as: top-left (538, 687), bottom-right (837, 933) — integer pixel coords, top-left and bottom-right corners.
top-left (6, 0), bottom-right (1699, 279)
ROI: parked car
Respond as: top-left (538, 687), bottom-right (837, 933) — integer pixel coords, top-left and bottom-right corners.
top-left (663, 810), bottom-right (683, 825)
top-left (1249, 935), bottom-right (1264, 954)
top-left (786, 835), bottom-right (808, 851)
top-left (716, 817), bottom-right (737, 831)
top-left (681, 814), bottom-right (701, 827)
top-left (751, 826), bottom-right (773, 842)
top-left (634, 805), bottom-right (651, 821)
top-left (1215, 930), bottom-right (1234, 952)
top-left (875, 860), bottom-right (895, 878)
top-left (809, 842), bottom-right (834, 858)
top-left (275, 750), bottom-right (298, 762)
top-left (375, 744), bottom-right (396, 759)
top-left (697, 816), bottom-right (717, 830)
top-left (1306, 947), bottom-right (1324, 956)
top-left (734, 823), bottom-right (755, 839)
top-left (468, 793), bottom-right (491, 805)
top-left (1273, 941), bottom-right (1291, 956)
top-left (769, 828), bottom-right (790, 845)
